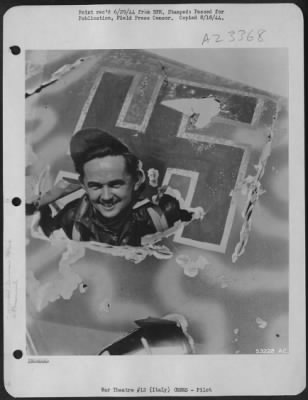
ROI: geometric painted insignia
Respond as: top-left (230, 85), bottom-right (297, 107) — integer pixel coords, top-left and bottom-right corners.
top-left (72, 66), bottom-right (260, 253)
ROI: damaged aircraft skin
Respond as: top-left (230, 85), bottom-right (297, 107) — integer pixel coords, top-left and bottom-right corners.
top-left (26, 49), bottom-right (288, 355)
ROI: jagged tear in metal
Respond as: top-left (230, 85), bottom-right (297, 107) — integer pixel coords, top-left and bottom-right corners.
top-left (99, 315), bottom-right (195, 355)
top-left (232, 102), bottom-right (281, 263)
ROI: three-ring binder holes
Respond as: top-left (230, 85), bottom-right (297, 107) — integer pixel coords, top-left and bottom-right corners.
top-left (13, 350), bottom-right (23, 359)
top-left (10, 46), bottom-right (21, 55)
top-left (12, 197), bottom-right (21, 206)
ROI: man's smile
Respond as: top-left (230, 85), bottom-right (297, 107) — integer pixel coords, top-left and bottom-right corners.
top-left (99, 200), bottom-right (119, 209)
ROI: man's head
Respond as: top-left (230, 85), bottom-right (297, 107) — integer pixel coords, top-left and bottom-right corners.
top-left (70, 128), bottom-right (144, 218)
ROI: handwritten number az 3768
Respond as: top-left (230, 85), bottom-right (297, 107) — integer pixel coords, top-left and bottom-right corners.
top-left (202, 29), bottom-right (266, 45)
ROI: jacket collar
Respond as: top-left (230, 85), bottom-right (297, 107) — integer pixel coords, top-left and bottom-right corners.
top-left (74, 194), bottom-right (140, 234)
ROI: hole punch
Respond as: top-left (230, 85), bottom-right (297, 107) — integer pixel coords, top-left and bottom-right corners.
top-left (13, 349), bottom-right (23, 359)
top-left (12, 197), bottom-right (22, 206)
top-left (10, 46), bottom-right (21, 55)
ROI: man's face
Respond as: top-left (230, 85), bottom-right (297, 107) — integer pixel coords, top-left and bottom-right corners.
top-left (82, 155), bottom-right (138, 219)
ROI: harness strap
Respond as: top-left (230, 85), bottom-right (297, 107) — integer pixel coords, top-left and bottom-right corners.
top-left (71, 195), bottom-right (89, 241)
top-left (147, 206), bottom-right (169, 232)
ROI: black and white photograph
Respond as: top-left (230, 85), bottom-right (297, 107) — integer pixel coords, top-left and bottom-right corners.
top-left (3, 3), bottom-right (305, 397)
top-left (25, 47), bottom-right (289, 356)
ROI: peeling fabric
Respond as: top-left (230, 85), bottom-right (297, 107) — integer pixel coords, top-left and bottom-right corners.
top-left (30, 212), bottom-right (174, 263)
top-left (141, 205), bottom-right (205, 247)
top-left (232, 103), bottom-right (280, 263)
top-left (256, 317), bottom-right (268, 329)
top-left (85, 241), bottom-right (173, 263)
top-left (161, 96), bottom-right (221, 128)
top-left (176, 254), bottom-right (209, 277)
top-left (25, 57), bottom-right (89, 98)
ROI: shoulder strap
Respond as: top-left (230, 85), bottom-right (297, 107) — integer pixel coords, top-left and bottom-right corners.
top-left (147, 206), bottom-right (169, 232)
top-left (133, 198), bottom-right (151, 209)
top-left (71, 195), bottom-right (89, 241)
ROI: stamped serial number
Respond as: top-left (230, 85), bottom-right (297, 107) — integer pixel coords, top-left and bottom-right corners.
top-left (256, 348), bottom-right (288, 354)
top-left (256, 348), bottom-right (275, 354)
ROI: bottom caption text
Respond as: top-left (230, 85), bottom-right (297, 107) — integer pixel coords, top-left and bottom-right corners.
top-left (101, 386), bottom-right (213, 394)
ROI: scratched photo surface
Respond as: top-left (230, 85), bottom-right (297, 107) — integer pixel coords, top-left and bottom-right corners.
top-left (25, 49), bottom-right (288, 355)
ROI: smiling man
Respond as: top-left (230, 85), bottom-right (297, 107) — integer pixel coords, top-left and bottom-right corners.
top-left (37, 128), bottom-right (193, 246)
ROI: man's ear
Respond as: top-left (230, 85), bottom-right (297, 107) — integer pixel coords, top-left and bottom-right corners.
top-left (133, 169), bottom-right (145, 191)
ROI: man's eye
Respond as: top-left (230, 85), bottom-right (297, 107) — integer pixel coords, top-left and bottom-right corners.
top-left (110, 183), bottom-right (122, 188)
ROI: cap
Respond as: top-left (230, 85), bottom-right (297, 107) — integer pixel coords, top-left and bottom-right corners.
top-left (70, 128), bottom-right (129, 169)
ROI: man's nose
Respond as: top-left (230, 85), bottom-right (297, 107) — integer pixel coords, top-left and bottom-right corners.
top-left (100, 186), bottom-right (112, 201)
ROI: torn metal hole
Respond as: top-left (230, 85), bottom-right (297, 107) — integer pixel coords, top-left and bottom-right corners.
top-left (161, 96), bottom-right (221, 129)
top-left (25, 56), bottom-right (89, 98)
top-left (12, 197), bottom-right (21, 206)
top-left (98, 315), bottom-right (195, 355)
top-left (13, 349), bottom-right (23, 359)
top-left (79, 283), bottom-right (88, 294)
top-left (10, 45), bottom-right (21, 55)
